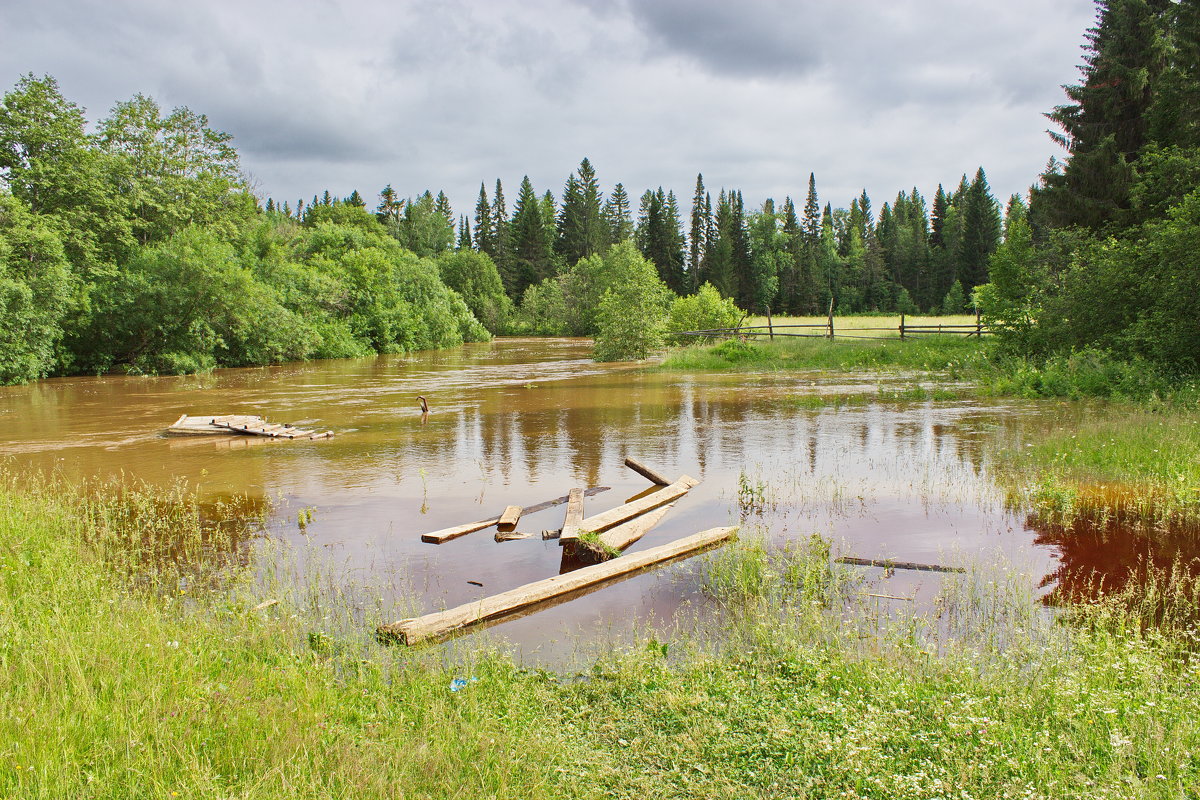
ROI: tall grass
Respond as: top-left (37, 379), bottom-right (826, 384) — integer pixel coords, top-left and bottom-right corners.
top-left (4, 476), bottom-right (1200, 798)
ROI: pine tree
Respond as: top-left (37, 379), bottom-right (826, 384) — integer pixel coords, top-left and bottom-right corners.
top-left (604, 182), bottom-right (633, 245)
top-left (491, 179), bottom-right (513, 295)
top-left (960, 167), bottom-right (1002, 291)
top-left (635, 188), bottom-right (685, 293)
top-left (509, 176), bottom-right (556, 295)
top-left (802, 173), bottom-right (821, 244)
top-left (473, 182), bottom-right (494, 257)
top-left (345, 189), bottom-right (365, 207)
top-left (265, 197), bottom-right (275, 213)
top-left (778, 197), bottom-right (802, 313)
top-left (377, 184), bottom-right (403, 223)
top-left (556, 158), bottom-right (606, 266)
top-left (457, 215), bottom-right (472, 250)
top-left (435, 191), bottom-right (453, 226)
top-left (1039, 0), bottom-right (1170, 229)
top-left (688, 174), bottom-right (708, 293)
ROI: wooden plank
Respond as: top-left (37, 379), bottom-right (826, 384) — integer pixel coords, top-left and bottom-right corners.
top-left (597, 500), bottom-right (677, 554)
top-left (420, 486), bottom-right (611, 544)
top-left (497, 505), bottom-right (522, 531)
top-left (560, 475), bottom-right (698, 546)
top-left (835, 556), bottom-right (965, 574)
top-left (624, 457), bottom-right (672, 486)
top-left (560, 488), bottom-right (584, 541)
top-left (494, 531), bottom-right (532, 542)
top-left (380, 526), bottom-right (739, 645)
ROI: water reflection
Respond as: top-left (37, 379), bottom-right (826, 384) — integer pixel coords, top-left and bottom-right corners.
top-left (0, 337), bottom-right (1155, 659)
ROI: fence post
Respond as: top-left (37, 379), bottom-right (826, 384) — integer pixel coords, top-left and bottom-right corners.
top-left (766, 305), bottom-right (774, 340)
top-left (899, 314), bottom-right (905, 340)
top-left (976, 308), bottom-right (982, 338)
top-left (827, 298), bottom-right (835, 339)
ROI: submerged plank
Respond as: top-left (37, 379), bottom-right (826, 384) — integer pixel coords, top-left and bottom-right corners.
top-left (497, 505), bottom-right (523, 531)
top-left (835, 556), bottom-right (965, 574)
top-left (560, 475), bottom-right (698, 546)
top-left (420, 486), bottom-right (611, 544)
top-left (380, 526), bottom-right (739, 645)
top-left (624, 457), bottom-right (672, 486)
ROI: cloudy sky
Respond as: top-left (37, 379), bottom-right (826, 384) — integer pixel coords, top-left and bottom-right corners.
top-left (1, 0), bottom-right (1096, 216)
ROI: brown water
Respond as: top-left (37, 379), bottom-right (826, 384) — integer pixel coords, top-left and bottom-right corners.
top-left (0, 337), bottom-right (1144, 660)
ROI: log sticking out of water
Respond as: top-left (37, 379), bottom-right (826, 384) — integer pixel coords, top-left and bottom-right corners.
top-left (497, 505), bottom-right (522, 531)
top-left (559, 475), bottom-right (699, 547)
top-left (560, 488), bottom-right (585, 541)
top-left (419, 486), bottom-right (611, 544)
top-left (494, 531), bottom-right (532, 542)
top-left (835, 556), bottom-right (965, 574)
top-left (577, 501), bottom-right (678, 563)
top-left (379, 526), bottom-right (739, 646)
top-left (624, 457), bottom-right (672, 486)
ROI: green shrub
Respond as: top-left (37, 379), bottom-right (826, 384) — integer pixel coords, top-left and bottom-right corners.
top-left (666, 282), bottom-right (741, 344)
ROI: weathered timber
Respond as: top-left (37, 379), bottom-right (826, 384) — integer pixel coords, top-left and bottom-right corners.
top-left (167, 414), bottom-right (332, 439)
top-left (494, 531), bottom-right (532, 542)
top-left (835, 556), bottom-right (965, 574)
top-left (623, 457), bottom-right (671, 486)
top-left (541, 529), bottom-right (562, 540)
top-left (559, 475), bottom-right (699, 546)
top-left (497, 505), bottom-right (522, 531)
top-left (380, 526), bottom-right (739, 645)
top-left (575, 501), bottom-right (678, 563)
top-left (560, 488), bottom-right (585, 541)
top-left (420, 486), bottom-right (611, 544)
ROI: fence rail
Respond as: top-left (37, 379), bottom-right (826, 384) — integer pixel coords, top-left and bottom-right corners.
top-left (671, 313), bottom-right (990, 341)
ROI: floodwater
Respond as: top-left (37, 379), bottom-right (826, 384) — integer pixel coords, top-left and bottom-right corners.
top-left (0, 337), bottom-right (1171, 661)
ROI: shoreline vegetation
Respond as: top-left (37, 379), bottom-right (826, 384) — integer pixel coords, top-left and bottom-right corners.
top-left (3, 476), bottom-right (1200, 798)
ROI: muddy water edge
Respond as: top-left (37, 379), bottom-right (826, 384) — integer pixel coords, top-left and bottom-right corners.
top-left (0, 337), bottom-right (1184, 664)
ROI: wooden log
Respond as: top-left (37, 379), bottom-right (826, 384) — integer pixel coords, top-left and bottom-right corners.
top-left (494, 531), bottom-right (532, 542)
top-left (623, 457), bottom-right (672, 486)
top-left (541, 529), bottom-right (562, 540)
top-left (560, 488), bottom-right (585, 541)
top-left (560, 475), bottom-right (698, 546)
top-left (577, 501), bottom-right (677, 563)
top-left (379, 526), bottom-right (739, 645)
top-left (835, 556), bottom-right (965, 574)
top-left (420, 486), bottom-right (611, 544)
top-left (497, 505), bottom-right (522, 531)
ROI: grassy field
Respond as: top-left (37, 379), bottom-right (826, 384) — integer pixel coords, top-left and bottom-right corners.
top-left (737, 313), bottom-right (982, 339)
top-left (3, 475), bottom-right (1200, 798)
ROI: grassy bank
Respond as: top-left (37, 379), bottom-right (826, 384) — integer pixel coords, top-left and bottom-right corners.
top-left (3, 477), bottom-right (1200, 798)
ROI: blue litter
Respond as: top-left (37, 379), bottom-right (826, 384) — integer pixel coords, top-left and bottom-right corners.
top-left (450, 677), bottom-right (479, 692)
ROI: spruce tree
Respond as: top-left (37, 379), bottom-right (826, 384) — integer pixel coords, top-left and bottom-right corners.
top-left (604, 182), bottom-right (633, 245)
top-left (688, 174), bottom-right (708, 292)
top-left (960, 167), bottom-right (1002, 291)
top-left (491, 179), bottom-right (514, 296)
top-left (473, 182), bottom-right (494, 256)
top-left (779, 197), bottom-right (802, 313)
top-left (509, 176), bottom-right (556, 295)
top-left (457, 215), bottom-right (472, 250)
top-left (556, 158), bottom-right (605, 266)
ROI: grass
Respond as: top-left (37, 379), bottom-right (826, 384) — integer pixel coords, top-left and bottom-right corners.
top-left (740, 312), bottom-right (982, 339)
top-left (4, 475), bottom-right (1200, 798)
top-left (995, 407), bottom-right (1200, 531)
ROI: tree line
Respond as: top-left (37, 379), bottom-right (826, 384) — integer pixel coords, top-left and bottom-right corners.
top-left (270, 160), bottom-right (1005, 323)
top-left (981, 0), bottom-right (1200, 375)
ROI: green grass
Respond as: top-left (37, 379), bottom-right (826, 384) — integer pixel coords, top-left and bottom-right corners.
top-left (660, 335), bottom-right (990, 376)
top-left (4, 476), bottom-right (1200, 798)
top-left (996, 407), bottom-right (1200, 530)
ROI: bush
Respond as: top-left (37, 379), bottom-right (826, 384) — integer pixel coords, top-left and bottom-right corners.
top-left (435, 250), bottom-right (511, 334)
top-left (592, 245), bottom-right (671, 361)
top-left (666, 282), bottom-right (741, 344)
top-left (511, 277), bottom-right (569, 335)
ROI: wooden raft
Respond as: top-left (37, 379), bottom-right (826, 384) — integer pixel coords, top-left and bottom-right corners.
top-left (380, 526), bottom-right (739, 645)
top-left (166, 414), bottom-right (333, 440)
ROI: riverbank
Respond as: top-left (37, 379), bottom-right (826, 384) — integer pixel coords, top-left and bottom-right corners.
top-left (3, 476), bottom-right (1199, 798)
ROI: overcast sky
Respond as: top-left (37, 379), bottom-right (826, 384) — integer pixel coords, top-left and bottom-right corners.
top-left (1, 0), bottom-right (1096, 217)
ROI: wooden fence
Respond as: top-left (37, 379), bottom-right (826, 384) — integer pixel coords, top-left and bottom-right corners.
top-left (671, 312), bottom-right (989, 341)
